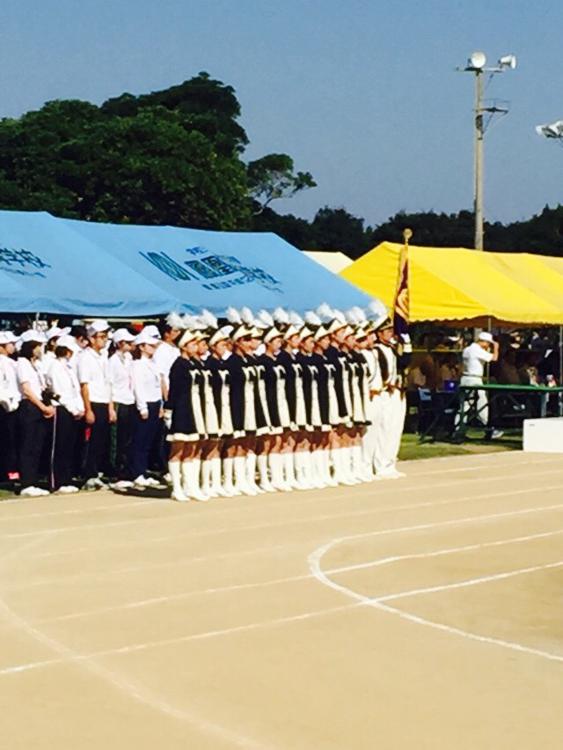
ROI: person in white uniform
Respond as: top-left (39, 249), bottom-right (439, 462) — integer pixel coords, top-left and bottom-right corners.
top-left (0, 331), bottom-right (21, 482)
top-left (458, 332), bottom-right (501, 438)
top-left (108, 328), bottom-right (136, 483)
top-left (16, 331), bottom-right (55, 497)
top-left (47, 335), bottom-right (85, 493)
top-left (78, 320), bottom-right (116, 489)
top-left (129, 330), bottom-right (164, 488)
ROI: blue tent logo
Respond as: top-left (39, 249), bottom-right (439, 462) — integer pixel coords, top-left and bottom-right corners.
top-left (0, 247), bottom-right (51, 278)
top-left (140, 246), bottom-right (282, 293)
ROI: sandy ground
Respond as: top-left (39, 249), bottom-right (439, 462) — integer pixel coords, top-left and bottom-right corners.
top-left (0, 450), bottom-right (562, 749)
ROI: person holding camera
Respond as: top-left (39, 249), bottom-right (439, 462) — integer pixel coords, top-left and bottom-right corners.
top-left (16, 331), bottom-right (55, 497)
top-left (46, 335), bottom-right (85, 494)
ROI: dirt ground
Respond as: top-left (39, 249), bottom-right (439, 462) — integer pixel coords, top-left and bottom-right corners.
top-left (0, 450), bottom-right (562, 749)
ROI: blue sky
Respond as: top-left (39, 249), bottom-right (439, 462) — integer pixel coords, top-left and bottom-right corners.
top-left (2, 0), bottom-right (563, 228)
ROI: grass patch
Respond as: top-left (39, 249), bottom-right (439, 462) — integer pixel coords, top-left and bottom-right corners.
top-left (399, 431), bottom-right (520, 461)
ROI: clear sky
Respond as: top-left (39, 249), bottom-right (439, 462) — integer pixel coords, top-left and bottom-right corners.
top-left (2, 0), bottom-right (562, 228)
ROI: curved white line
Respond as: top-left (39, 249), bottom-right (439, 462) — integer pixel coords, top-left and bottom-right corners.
top-left (309, 528), bottom-right (563, 665)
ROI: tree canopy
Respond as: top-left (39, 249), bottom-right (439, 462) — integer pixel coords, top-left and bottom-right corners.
top-left (0, 73), bottom-right (314, 230)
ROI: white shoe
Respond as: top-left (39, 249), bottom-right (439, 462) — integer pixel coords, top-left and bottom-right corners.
top-left (57, 485), bottom-right (79, 494)
top-left (143, 476), bottom-right (162, 487)
top-left (181, 460), bottom-right (209, 502)
top-left (84, 478), bottom-right (102, 491)
top-left (134, 475), bottom-right (150, 488)
top-left (20, 486), bottom-right (49, 497)
top-left (171, 489), bottom-right (190, 502)
top-left (110, 480), bottom-right (134, 490)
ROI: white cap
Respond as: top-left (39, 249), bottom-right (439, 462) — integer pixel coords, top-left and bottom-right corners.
top-left (143, 325), bottom-right (161, 339)
top-left (232, 325), bottom-right (253, 342)
top-left (46, 326), bottom-right (71, 341)
top-left (113, 328), bottom-right (136, 345)
top-left (209, 325), bottom-right (233, 346)
top-left (478, 332), bottom-right (494, 344)
top-left (134, 330), bottom-right (161, 347)
top-left (56, 334), bottom-right (79, 353)
top-left (87, 319), bottom-right (111, 336)
top-left (299, 327), bottom-right (314, 341)
top-left (313, 325), bottom-right (330, 341)
top-left (264, 327), bottom-right (283, 344)
top-left (20, 329), bottom-right (47, 344)
top-left (178, 329), bottom-right (198, 348)
top-left (0, 331), bottom-right (18, 345)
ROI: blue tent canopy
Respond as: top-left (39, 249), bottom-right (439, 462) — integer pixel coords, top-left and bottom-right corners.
top-left (0, 211), bottom-right (370, 316)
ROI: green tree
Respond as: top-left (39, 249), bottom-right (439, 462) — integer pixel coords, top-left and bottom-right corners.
top-left (0, 72), bottom-right (314, 231)
top-left (247, 153), bottom-right (316, 214)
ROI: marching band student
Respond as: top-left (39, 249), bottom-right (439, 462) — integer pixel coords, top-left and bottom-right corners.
top-left (205, 325), bottom-right (235, 497)
top-left (78, 320), bottom-right (116, 490)
top-left (310, 324), bottom-right (336, 487)
top-left (42, 326), bottom-right (71, 376)
top-left (129, 330), bottom-right (164, 488)
top-left (0, 331), bottom-right (21, 482)
top-left (47, 335), bottom-right (85, 493)
top-left (342, 321), bottom-right (369, 483)
top-left (275, 312), bottom-right (303, 490)
top-left (108, 328), bottom-right (136, 485)
top-left (255, 315), bottom-right (290, 492)
top-left (16, 331), bottom-right (54, 497)
top-left (224, 320), bottom-right (260, 496)
top-left (295, 326), bottom-right (321, 489)
top-left (320, 308), bottom-right (356, 486)
top-left (166, 329), bottom-right (207, 502)
top-left (373, 319), bottom-right (406, 479)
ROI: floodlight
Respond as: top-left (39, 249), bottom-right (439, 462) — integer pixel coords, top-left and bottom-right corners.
top-left (469, 51), bottom-right (487, 69)
top-left (536, 120), bottom-right (563, 139)
top-left (499, 54), bottom-right (517, 70)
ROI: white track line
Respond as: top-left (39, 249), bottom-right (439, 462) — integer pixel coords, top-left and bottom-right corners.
top-left (7, 484), bottom-right (563, 592)
top-left (374, 559), bottom-right (563, 603)
top-left (0, 489), bottom-right (563, 675)
top-left (37, 526), bottom-right (563, 627)
top-left (0, 540), bottom-right (273, 748)
top-left (4, 463), bottom-right (563, 542)
top-left (309, 525), bottom-right (563, 666)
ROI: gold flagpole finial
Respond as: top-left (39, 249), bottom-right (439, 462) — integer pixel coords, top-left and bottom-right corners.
top-left (402, 228), bottom-right (413, 245)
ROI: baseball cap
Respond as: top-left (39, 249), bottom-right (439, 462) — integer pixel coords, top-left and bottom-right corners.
top-left (87, 320), bottom-right (111, 336)
top-left (478, 332), bottom-right (494, 344)
top-left (56, 335), bottom-right (80, 353)
top-left (19, 329), bottom-right (47, 344)
top-left (0, 331), bottom-right (18, 345)
top-left (113, 328), bottom-right (136, 345)
top-left (134, 330), bottom-right (161, 346)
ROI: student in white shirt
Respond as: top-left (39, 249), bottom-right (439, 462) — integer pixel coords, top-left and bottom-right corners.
top-left (78, 320), bottom-right (116, 489)
top-left (16, 334), bottom-right (55, 497)
top-left (47, 335), bottom-right (85, 493)
top-left (0, 331), bottom-right (21, 482)
top-left (129, 330), bottom-right (163, 487)
top-left (108, 328), bottom-right (136, 482)
top-left (459, 332), bottom-right (502, 437)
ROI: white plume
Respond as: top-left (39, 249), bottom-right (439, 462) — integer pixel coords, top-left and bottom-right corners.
top-left (240, 306), bottom-right (255, 325)
top-left (257, 309), bottom-right (274, 328)
top-left (332, 308), bottom-right (346, 324)
top-left (316, 303), bottom-right (335, 323)
top-left (351, 305), bottom-right (367, 322)
top-left (304, 311), bottom-right (322, 326)
top-left (226, 307), bottom-right (242, 324)
top-left (199, 308), bottom-right (217, 328)
top-left (367, 299), bottom-right (388, 319)
top-left (166, 311), bottom-right (185, 329)
top-left (289, 311), bottom-right (304, 327)
top-left (181, 314), bottom-right (199, 329)
top-left (273, 307), bottom-right (290, 324)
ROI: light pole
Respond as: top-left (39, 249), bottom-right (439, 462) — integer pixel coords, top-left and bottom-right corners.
top-left (461, 52), bottom-right (517, 250)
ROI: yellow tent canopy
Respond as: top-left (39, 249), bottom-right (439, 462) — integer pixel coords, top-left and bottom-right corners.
top-left (341, 242), bottom-right (563, 326)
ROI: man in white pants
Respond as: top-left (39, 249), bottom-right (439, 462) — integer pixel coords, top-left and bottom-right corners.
top-left (372, 320), bottom-right (407, 479)
top-left (458, 332), bottom-right (501, 438)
